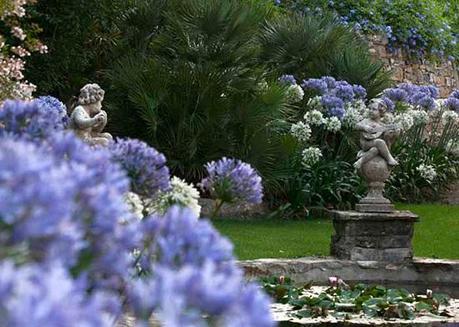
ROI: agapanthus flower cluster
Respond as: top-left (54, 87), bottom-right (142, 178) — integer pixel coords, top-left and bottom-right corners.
top-left (34, 95), bottom-right (69, 126)
top-left (278, 74), bottom-right (304, 103)
top-left (301, 146), bottom-right (322, 168)
top-left (304, 109), bottom-right (325, 126)
top-left (149, 176), bottom-right (201, 217)
top-left (444, 90), bottom-right (459, 112)
top-left (0, 99), bottom-right (67, 139)
top-left (382, 83), bottom-right (439, 112)
top-left (290, 121), bottom-right (311, 142)
top-left (0, 261), bottom-right (117, 326)
top-left (200, 157), bottom-right (263, 205)
top-left (302, 76), bottom-right (367, 122)
top-left (0, 100), bottom-right (274, 326)
top-left (416, 163), bottom-right (437, 182)
top-left (0, 132), bottom-right (140, 292)
top-left (442, 110), bottom-right (459, 125)
top-left (110, 138), bottom-right (171, 198)
top-left (128, 207), bottom-right (274, 327)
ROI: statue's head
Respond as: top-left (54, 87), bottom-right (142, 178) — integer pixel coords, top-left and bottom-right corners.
top-left (78, 83), bottom-right (105, 107)
top-left (368, 98), bottom-right (387, 119)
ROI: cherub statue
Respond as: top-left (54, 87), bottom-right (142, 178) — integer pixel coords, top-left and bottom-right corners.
top-left (354, 98), bottom-right (401, 212)
top-left (69, 83), bottom-right (113, 146)
top-left (354, 98), bottom-right (400, 170)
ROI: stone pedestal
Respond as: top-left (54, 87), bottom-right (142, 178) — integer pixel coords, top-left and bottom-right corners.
top-left (331, 210), bottom-right (419, 263)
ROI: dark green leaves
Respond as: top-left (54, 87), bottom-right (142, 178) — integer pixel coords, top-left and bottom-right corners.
top-left (262, 275), bottom-right (452, 321)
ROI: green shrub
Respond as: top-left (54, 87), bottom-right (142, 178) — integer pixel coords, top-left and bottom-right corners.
top-left (106, 0), bottom-right (294, 189)
top-left (260, 12), bottom-right (391, 98)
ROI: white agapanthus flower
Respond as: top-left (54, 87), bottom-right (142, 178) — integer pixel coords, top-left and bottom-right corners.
top-left (286, 84), bottom-right (305, 103)
top-left (343, 103), bottom-right (364, 128)
top-left (301, 147), bottom-right (322, 167)
top-left (410, 110), bottom-right (429, 126)
top-left (124, 192), bottom-right (145, 219)
top-left (290, 121), bottom-right (312, 142)
top-left (395, 112), bottom-right (414, 131)
top-left (416, 164), bottom-right (437, 182)
top-left (323, 116), bottom-right (342, 132)
top-left (150, 176), bottom-right (201, 216)
top-left (304, 109), bottom-right (324, 126)
top-left (306, 96), bottom-right (323, 111)
top-left (442, 110), bottom-right (458, 125)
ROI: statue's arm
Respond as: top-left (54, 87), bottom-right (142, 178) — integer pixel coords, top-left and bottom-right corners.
top-left (71, 107), bottom-right (97, 129)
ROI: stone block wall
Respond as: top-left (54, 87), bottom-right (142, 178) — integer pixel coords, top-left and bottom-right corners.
top-left (368, 35), bottom-right (459, 97)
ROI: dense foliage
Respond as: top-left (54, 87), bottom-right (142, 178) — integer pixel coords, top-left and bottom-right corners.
top-left (26, 0), bottom-right (135, 100)
top-left (104, 0), bottom-right (390, 197)
top-left (277, 0), bottom-right (459, 61)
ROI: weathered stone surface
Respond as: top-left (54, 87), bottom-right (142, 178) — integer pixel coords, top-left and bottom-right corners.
top-left (368, 34), bottom-right (459, 97)
top-left (240, 257), bottom-right (459, 297)
top-left (331, 211), bottom-right (418, 263)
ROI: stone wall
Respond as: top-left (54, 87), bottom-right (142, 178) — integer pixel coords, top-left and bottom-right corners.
top-left (368, 35), bottom-right (459, 97)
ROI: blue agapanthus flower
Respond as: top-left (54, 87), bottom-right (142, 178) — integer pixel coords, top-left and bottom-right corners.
top-left (128, 262), bottom-right (274, 327)
top-left (383, 87), bottom-right (408, 102)
top-left (352, 84), bottom-right (367, 99)
top-left (302, 78), bottom-right (328, 94)
top-left (0, 261), bottom-right (119, 326)
top-left (34, 95), bottom-right (69, 127)
top-left (279, 74), bottom-right (297, 85)
top-left (140, 206), bottom-right (234, 270)
top-left (333, 82), bottom-right (355, 102)
top-left (381, 96), bottom-right (395, 112)
top-left (0, 99), bottom-right (66, 140)
top-left (445, 89), bottom-right (459, 111)
top-left (383, 83), bottom-right (439, 111)
top-left (200, 157), bottom-right (263, 204)
top-left (110, 138), bottom-right (170, 198)
top-left (0, 131), bottom-right (140, 292)
top-left (328, 107), bottom-right (346, 119)
top-left (321, 95), bottom-right (344, 111)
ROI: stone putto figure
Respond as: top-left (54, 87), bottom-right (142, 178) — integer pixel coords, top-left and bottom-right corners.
top-left (354, 98), bottom-right (400, 212)
top-left (355, 98), bottom-right (399, 170)
top-left (70, 83), bottom-right (113, 146)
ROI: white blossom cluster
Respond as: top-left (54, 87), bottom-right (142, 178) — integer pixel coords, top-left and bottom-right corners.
top-left (151, 177), bottom-right (201, 217)
top-left (394, 112), bottom-right (415, 131)
top-left (125, 177), bottom-right (201, 218)
top-left (290, 121), bottom-right (311, 142)
top-left (343, 100), bottom-right (366, 128)
top-left (306, 96), bottom-right (323, 111)
top-left (442, 110), bottom-right (459, 125)
top-left (286, 84), bottom-right (305, 103)
top-left (301, 147), bottom-right (322, 168)
top-left (124, 192), bottom-right (145, 219)
top-left (303, 109), bottom-right (325, 126)
top-left (323, 116), bottom-right (341, 132)
top-left (410, 110), bottom-right (430, 126)
top-left (416, 164), bottom-right (437, 182)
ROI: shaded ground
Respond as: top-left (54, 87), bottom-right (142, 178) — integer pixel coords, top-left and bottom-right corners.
top-left (213, 204), bottom-right (459, 260)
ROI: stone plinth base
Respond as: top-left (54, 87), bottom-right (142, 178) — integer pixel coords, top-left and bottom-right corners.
top-left (331, 210), bottom-right (419, 263)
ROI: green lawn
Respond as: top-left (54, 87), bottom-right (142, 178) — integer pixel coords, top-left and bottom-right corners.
top-left (213, 204), bottom-right (459, 261)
